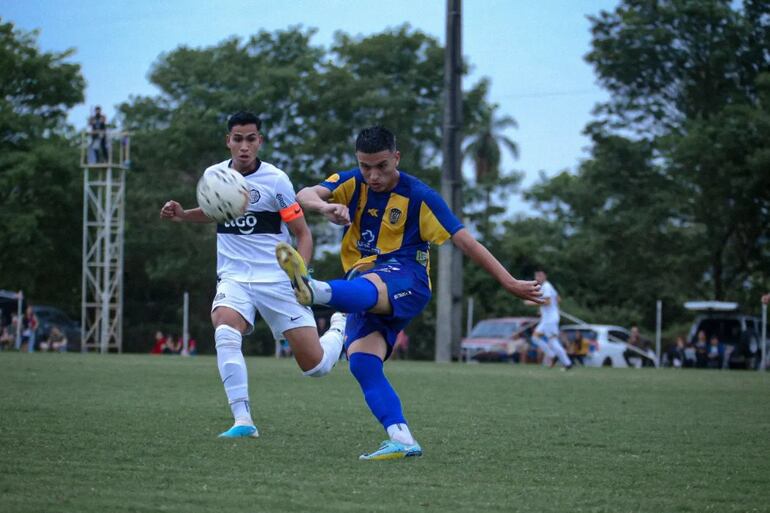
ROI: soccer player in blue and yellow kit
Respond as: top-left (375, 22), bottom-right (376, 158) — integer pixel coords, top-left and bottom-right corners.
top-left (276, 126), bottom-right (543, 460)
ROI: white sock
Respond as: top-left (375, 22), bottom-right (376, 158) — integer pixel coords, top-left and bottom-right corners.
top-left (548, 336), bottom-right (573, 367)
top-left (215, 325), bottom-right (253, 424)
top-left (303, 313), bottom-right (345, 377)
top-left (309, 279), bottom-right (333, 305)
top-left (536, 336), bottom-right (555, 364)
top-left (387, 423), bottom-right (416, 445)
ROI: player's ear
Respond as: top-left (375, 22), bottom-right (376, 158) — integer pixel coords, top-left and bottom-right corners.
top-left (225, 134), bottom-right (231, 147)
top-left (393, 150), bottom-right (401, 167)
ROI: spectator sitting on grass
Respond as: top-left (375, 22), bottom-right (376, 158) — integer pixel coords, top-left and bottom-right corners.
top-left (150, 331), bottom-right (166, 354)
top-left (182, 337), bottom-right (197, 356)
top-left (683, 338), bottom-right (697, 368)
top-left (40, 325), bottom-right (68, 352)
top-left (0, 323), bottom-right (14, 350)
top-left (162, 333), bottom-right (182, 354)
top-left (694, 330), bottom-right (708, 368)
top-left (568, 331), bottom-right (589, 366)
top-left (706, 335), bottom-right (724, 369)
top-left (667, 336), bottom-right (687, 368)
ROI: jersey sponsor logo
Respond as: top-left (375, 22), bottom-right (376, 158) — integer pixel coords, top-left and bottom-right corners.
top-left (367, 208), bottom-right (379, 218)
top-left (357, 229), bottom-right (380, 255)
top-left (388, 208), bottom-right (402, 224)
top-left (249, 189), bottom-right (261, 204)
top-left (217, 211), bottom-right (282, 235)
top-left (276, 193), bottom-right (288, 209)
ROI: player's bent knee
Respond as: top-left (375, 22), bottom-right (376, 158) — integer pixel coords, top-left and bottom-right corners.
top-left (215, 324), bottom-right (242, 350)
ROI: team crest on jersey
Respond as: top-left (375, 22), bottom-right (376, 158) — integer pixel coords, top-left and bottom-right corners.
top-left (249, 189), bottom-right (260, 204)
top-left (388, 208), bottom-right (402, 224)
top-left (367, 208), bottom-right (379, 218)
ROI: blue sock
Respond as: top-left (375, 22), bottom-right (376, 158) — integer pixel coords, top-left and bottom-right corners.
top-left (349, 352), bottom-right (406, 429)
top-left (325, 278), bottom-right (379, 313)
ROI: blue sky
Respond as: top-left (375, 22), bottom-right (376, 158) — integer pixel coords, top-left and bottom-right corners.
top-left (3, 0), bottom-right (618, 193)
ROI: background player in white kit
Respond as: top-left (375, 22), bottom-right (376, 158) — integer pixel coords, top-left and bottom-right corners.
top-left (160, 111), bottom-right (345, 438)
top-left (527, 268), bottom-right (573, 369)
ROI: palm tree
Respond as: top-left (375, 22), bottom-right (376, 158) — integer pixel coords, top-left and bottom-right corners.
top-left (463, 103), bottom-right (520, 238)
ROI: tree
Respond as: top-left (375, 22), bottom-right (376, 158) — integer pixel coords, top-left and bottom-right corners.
top-left (583, 0), bottom-right (770, 301)
top-left (462, 91), bottom-right (522, 240)
top-left (0, 21), bottom-right (85, 310)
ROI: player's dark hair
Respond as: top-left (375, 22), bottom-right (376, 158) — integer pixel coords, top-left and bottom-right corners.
top-left (356, 126), bottom-right (396, 153)
top-left (535, 267), bottom-right (547, 274)
top-left (227, 111), bottom-right (261, 132)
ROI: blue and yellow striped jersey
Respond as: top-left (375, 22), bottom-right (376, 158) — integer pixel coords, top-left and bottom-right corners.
top-left (320, 169), bottom-right (464, 274)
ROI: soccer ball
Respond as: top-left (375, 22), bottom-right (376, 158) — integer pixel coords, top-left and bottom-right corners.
top-left (196, 166), bottom-right (249, 222)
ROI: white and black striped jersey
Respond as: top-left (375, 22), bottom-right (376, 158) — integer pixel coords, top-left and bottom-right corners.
top-left (205, 159), bottom-right (304, 283)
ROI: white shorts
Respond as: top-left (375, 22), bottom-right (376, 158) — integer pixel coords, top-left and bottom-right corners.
top-left (211, 279), bottom-right (315, 340)
top-left (535, 320), bottom-right (560, 337)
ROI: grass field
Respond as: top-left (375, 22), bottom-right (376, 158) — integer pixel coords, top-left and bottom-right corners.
top-left (1, 353), bottom-right (769, 513)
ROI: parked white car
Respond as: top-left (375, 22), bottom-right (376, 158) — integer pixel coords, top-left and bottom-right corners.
top-left (560, 324), bottom-right (658, 368)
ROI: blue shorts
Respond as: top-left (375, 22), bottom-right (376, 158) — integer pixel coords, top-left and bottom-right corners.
top-left (343, 262), bottom-right (431, 359)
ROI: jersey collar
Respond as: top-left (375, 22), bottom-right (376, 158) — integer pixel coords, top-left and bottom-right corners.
top-left (228, 158), bottom-right (262, 178)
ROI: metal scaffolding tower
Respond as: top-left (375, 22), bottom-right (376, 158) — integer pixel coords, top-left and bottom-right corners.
top-left (80, 131), bottom-right (130, 353)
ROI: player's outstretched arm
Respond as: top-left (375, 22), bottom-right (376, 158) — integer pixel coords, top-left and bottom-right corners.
top-left (451, 228), bottom-right (543, 303)
top-left (296, 185), bottom-right (350, 226)
top-left (159, 200), bottom-right (214, 223)
top-left (286, 216), bottom-right (313, 265)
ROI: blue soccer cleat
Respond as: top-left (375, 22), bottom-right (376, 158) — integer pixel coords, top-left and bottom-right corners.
top-left (275, 242), bottom-right (314, 305)
top-left (218, 424), bottom-right (259, 439)
top-left (359, 440), bottom-right (423, 461)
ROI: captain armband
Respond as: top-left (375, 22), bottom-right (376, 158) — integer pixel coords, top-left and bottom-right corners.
top-left (279, 202), bottom-right (304, 222)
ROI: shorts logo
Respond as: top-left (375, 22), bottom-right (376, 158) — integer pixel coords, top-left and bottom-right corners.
top-left (393, 290), bottom-right (412, 300)
top-left (290, 315), bottom-right (301, 322)
top-left (388, 208), bottom-right (402, 224)
top-left (416, 250), bottom-right (429, 266)
top-left (214, 292), bottom-right (226, 301)
top-left (249, 189), bottom-right (261, 204)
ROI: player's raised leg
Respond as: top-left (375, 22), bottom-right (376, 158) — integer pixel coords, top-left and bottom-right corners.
top-left (275, 242), bottom-right (383, 314)
top-left (282, 312), bottom-right (346, 377)
top-left (252, 277), bottom-right (347, 377)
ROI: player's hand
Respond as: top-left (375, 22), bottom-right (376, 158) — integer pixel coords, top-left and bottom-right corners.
top-left (160, 200), bottom-right (185, 222)
top-left (320, 203), bottom-right (350, 226)
top-left (508, 279), bottom-right (544, 304)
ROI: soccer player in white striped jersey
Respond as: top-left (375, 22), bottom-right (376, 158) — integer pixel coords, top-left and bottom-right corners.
top-left (160, 111), bottom-right (345, 438)
top-left (527, 268), bottom-right (573, 369)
